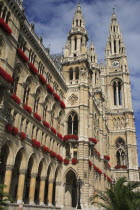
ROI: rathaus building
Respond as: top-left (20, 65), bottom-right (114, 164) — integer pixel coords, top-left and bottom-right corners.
top-left (0, 0), bottom-right (139, 209)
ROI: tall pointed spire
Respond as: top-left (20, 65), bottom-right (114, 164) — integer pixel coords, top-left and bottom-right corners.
top-left (105, 10), bottom-right (126, 58)
top-left (63, 3), bottom-right (88, 59)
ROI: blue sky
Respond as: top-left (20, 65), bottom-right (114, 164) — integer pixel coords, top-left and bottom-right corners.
top-left (23, 0), bottom-right (140, 164)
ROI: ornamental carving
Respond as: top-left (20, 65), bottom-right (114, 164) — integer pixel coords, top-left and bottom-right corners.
top-left (113, 117), bottom-right (125, 129)
top-left (19, 169), bottom-right (27, 175)
top-left (68, 94), bottom-right (78, 105)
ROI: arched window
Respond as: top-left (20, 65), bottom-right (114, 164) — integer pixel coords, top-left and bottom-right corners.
top-left (68, 112), bottom-right (78, 135)
top-left (113, 80), bottom-right (122, 106)
top-left (116, 138), bottom-right (126, 166)
top-left (69, 68), bottom-right (73, 81)
top-left (76, 19), bottom-right (78, 27)
top-left (23, 77), bottom-right (31, 105)
top-left (75, 67), bottom-right (79, 80)
top-left (34, 88), bottom-right (40, 113)
top-left (80, 20), bottom-right (82, 27)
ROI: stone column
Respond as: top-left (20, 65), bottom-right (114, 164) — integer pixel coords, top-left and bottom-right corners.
top-left (17, 169), bottom-right (26, 204)
top-left (3, 165), bottom-right (13, 193)
top-left (55, 182), bottom-right (61, 207)
top-left (39, 176), bottom-right (46, 205)
top-left (29, 173), bottom-right (37, 205)
top-left (48, 179), bottom-right (54, 206)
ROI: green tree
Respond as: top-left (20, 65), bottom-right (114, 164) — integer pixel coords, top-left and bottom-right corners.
top-left (0, 184), bottom-right (11, 210)
top-left (91, 177), bottom-right (140, 210)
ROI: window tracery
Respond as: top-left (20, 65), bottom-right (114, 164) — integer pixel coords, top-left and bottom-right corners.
top-left (113, 79), bottom-right (122, 106)
top-left (68, 111), bottom-right (78, 135)
top-left (116, 138), bottom-right (126, 166)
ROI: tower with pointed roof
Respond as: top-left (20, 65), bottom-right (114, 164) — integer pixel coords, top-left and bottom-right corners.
top-left (62, 4), bottom-right (139, 209)
top-left (103, 10), bottom-right (139, 182)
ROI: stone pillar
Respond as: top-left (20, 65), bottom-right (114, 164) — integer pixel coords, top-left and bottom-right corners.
top-left (17, 169), bottom-right (26, 204)
top-left (39, 176), bottom-right (46, 205)
top-left (48, 179), bottom-right (54, 206)
top-left (3, 165), bottom-right (13, 193)
top-left (29, 173), bottom-right (37, 205)
top-left (55, 182), bottom-right (61, 207)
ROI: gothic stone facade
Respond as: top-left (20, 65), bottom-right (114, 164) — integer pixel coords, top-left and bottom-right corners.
top-left (0, 1), bottom-right (139, 210)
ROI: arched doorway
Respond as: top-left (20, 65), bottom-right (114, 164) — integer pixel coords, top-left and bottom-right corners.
top-left (65, 170), bottom-right (77, 207)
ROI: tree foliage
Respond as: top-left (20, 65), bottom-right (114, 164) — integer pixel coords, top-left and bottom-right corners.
top-left (0, 184), bottom-right (11, 210)
top-left (91, 177), bottom-right (140, 210)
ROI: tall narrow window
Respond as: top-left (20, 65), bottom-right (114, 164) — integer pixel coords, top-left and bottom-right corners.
top-left (43, 97), bottom-right (49, 120)
top-left (74, 37), bottom-right (77, 50)
top-left (5, 11), bottom-right (10, 23)
top-left (76, 19), bottom-right (78, 27)
top-left (113, 80), bottom-right (122, 106)
top-left (69, 68), bottom-right (73, 80)
top-left (12, 66), bottom-right (20, 94)
top-left (68, 112), bottom-right (78, 135)
top-left (23, 78), bottom-right (31, 105)
top-left (113, 26), bottom-right (115, 33)
top-left (12, 75), bottom-right (19, 94)
top-left (80, 20), bottom-right (82, 27)
top-left (34, 88), bottom-right (41, 112)
top-left (95, 72), bottom-right (97, 85)
top-left (34, 97), bottom-right (40, 113)
top-left (75, 67), bottom-right (79, 80)
top-left (119, 40), bottom-right (121, 53)
top-left (113, 82), bottom-right (117, 105)
top-left (118, 81), bottom-right (122, 105)
top-left (114, 40), bottom-right (116, 53)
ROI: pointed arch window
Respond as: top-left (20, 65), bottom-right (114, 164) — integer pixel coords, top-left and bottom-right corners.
top-left (68, 112), bottom-right (78, 135)
top-left (116, 138), bottom-right (126, 166)
top-left (113, 80), bottom-right (122, 106)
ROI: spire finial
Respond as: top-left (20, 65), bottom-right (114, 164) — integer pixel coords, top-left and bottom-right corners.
top-left (113, 5), bottom-right (116, 14)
